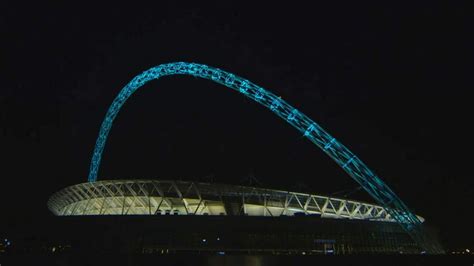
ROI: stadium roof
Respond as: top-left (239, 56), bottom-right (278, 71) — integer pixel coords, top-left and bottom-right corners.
top-left (48, 180), bottom-right (424, 223)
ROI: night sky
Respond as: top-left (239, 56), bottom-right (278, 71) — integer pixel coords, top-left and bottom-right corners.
top-left (1, 2), bottom-right (472, 250)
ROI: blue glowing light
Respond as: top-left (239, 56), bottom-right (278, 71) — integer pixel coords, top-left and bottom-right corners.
top-left (87, 62), bottom-right (440, 253)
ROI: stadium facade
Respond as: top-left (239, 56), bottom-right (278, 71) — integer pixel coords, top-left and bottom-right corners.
top-left (47, 180), bottom-right (440, 254)
top-left (48, 180), bottom-right (418, 221)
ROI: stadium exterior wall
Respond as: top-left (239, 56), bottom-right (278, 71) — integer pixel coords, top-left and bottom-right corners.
top-left (46, 180), bottom-right (443, 254)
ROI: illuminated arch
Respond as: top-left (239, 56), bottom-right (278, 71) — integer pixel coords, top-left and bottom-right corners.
top-left (87, 62), bottom-right (440, 253)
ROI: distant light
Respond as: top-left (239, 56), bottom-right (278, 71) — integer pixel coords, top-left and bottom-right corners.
top-left (302, 252), bottom-right (306, 255)
top-left (4, 239), bottom-right (7, 242)
top-left (218, 251), bottom-right (225, 255)
top-left (466, 249), bottom-right (470, 253)
top-left (217, 237), bottom-right (220, 241)
top-left (202, 239), bottom-right (207, 243)
top-left (7, 241), bottom-right (11, 246)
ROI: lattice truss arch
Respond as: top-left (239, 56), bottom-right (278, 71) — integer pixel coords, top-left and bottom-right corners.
top-left (48, 180), bottom-right (415, 223)
top-left (86, 62), bottom-right (441, 253)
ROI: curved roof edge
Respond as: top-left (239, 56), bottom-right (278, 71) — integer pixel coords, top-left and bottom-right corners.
top-left (48, 179), bottom-right (424, 223)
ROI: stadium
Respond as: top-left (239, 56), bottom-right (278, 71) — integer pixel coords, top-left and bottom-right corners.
top-left (48, 180), bottom-right (408, 220)
top-left (47, 179), bottom-right (437, 254)
top-left (48, 62), bottom-right (444, 255)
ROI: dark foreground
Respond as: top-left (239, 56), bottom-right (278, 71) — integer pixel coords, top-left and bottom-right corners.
top-left (1, 253), bottom-right (472, 266)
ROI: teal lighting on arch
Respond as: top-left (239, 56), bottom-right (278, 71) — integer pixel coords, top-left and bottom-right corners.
top-left (87, 62), bottom-right (441, 253)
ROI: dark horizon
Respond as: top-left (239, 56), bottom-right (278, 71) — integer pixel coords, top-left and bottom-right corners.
top-left (1, 2), bottom-right (473, 252)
